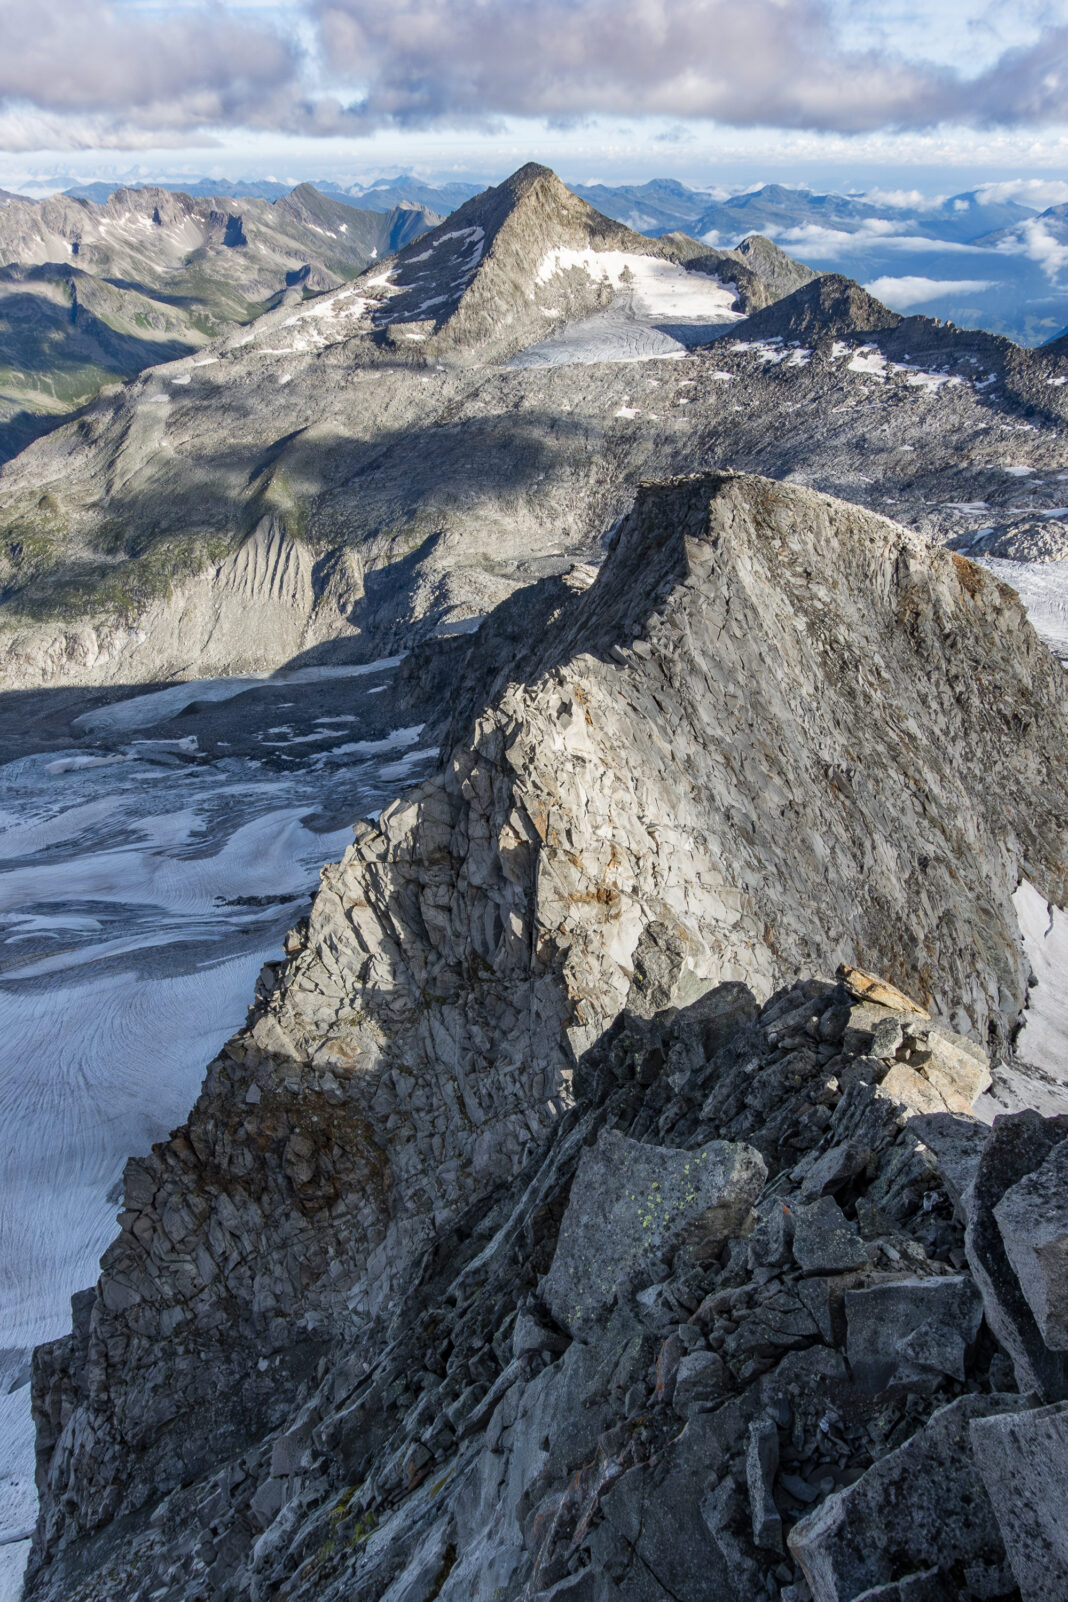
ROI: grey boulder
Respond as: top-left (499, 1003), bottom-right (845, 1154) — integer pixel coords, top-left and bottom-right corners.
top-left (970, 1399), bottom-right (1068, 1602)
top-left (542, 1128), bottom-right (765, 1336)
top-left (788, 1393), bottom-right (1029, 1602)
top-left (844, 1275), bottom-right (983, 1393)
top-left (993, 1137), bottom-right (1068, 1351)
top-left (792, 1196), bottom-right (869, 1275)
top-left (964, 1111), bottom-right (1068, 1400)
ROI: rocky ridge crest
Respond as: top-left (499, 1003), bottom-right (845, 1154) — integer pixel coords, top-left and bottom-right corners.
top-left (735, 274), bottom-right (1068, 426)
top-left (24, 471), bottom-right (1068, 1600)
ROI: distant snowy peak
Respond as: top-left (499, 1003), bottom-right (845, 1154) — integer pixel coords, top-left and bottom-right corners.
top-left (353, 164), bottom-right (809, 363)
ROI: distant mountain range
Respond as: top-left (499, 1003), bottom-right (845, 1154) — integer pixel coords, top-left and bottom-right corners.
top-left (58, 174), bottom-right (487, 214)
top-left (2, 159), bottom-right (1065, 691)
top-left (10, 173), bottom-right (1061, 347)
top-left (3, 168), bottom-right (1067, 466)
top-left (40, 172), bottom-right (1040, 244)
top-left (566, 181), bottom-right (1064, 347)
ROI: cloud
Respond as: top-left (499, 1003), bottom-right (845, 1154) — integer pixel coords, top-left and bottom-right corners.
top-left (862, 188), bottom-right (948, 210)
top-left (309, 0), bottom-right (1068, 135)
top-left (763, 223), bottom-right (1000, 259)
top-left (976, 177), bottom-right (1068, 209)
top-left (0, 0), bottom-right (301, 141)
top-left (865, 275), bottom-right (999, 307)
top-left (963, 25), bottom-right (1068, 125)
top-left (2, 0), bottom-right (1068, 151)
top-left (311, 0), bottom-right (961, 134)
top-left (994, 218), bottom-right (1068, 281)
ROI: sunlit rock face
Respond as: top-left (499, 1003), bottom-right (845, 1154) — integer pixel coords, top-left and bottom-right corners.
top-left (22, 470), bottom-right (1068, 1602)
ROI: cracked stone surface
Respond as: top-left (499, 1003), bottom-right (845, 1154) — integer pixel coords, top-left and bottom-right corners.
top-left (21, 469), bottom-right (1068, 1602)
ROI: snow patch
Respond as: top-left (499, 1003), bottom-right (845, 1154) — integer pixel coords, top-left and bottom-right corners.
top-left (73, 659), bottom-right (404, 738)
top-left (981, 556), bottom-right (1068, 660)
top-left (1013, 881), bottom-right (1068, 1080)
top-left (847, 347), bottom-right (888, 379)
top-left (533, 249), bottom-right (739, 324)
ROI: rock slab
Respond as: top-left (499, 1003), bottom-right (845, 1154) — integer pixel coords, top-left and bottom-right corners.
top-left (970, 1399), bottom-right (1068, 1602)
top-left (542, 1128), bottom-right (765, 1335)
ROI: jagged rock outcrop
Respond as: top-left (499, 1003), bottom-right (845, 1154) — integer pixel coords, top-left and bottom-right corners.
top-left (28, 970), bottom-right (1068, 1602)
top-left (25, 471), bottom-right (1068, 1600)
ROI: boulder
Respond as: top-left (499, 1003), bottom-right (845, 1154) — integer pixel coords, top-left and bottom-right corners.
top-left (836, 967), bottom-right (929, 1016)
top-left (542, 1129), bottom-right (765, 1336)
top-left (970, 1399), bottom-right (1068, 1602)
top-left (907, 1113), bottom-right (990, 1210)
top-left (788, 1393), bottom-right (1029, 1602)
top-left (880, 1064), bottom-right (961, 1118)
top-left (800, 1141), bottom-right (871, 1201)
top-left (964, 1111), bottom-right (1068, 1400)
top-left (993, 1138), bottom-right (1068, 1350)
top-left (844, 1275), bottom-right (983, 1393)
top-left (908, 1023), bottom-right (991, 1108)
top-left (792, 1197), bottom-right (868, 1275)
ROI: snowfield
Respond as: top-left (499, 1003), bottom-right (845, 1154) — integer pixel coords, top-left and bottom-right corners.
top-left (0, 668), bottom-right (434, 1597)
top-left (512, 250), bottom-right (743, 368)
top-left (978, 881), bottom-right (1068, 1121)
top-left (981, 555), bottom-right (1068, 661)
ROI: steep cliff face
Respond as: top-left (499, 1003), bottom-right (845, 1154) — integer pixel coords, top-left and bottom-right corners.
top-left (26, 472), bottom-right (1068, 1599)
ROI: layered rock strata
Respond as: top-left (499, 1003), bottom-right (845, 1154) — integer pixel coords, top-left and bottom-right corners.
top-left (26, 471), bottom-right (1068, 1599)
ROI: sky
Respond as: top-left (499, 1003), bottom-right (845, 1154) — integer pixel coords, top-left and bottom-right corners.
top-left (1, 0), bottom-right (1067, 194)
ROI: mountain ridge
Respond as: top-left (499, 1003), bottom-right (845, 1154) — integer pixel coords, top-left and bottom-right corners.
top-left (22, 469), bottom-right (1068, 1602)
top-left (0, 164), bottom-right (1065, 700)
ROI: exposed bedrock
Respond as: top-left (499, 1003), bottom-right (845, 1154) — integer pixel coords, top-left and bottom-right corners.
top-left (25, 470), bottom-right (1068, 1599)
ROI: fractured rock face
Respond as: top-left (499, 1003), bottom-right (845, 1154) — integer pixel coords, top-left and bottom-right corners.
top-left (964, 1111), bottom-right (1068, 1400)
top-left (788, 1393), bottom-right (1030, 1602)
top-left (20, 969), bottom-right (1068, 1602)
top-left (993, 1137), bottom-right (1068, 1351)
top-left (970, 1400), bottom-right (1068, 1602)
top-left (24, 470), bottom-right (1068, 1598)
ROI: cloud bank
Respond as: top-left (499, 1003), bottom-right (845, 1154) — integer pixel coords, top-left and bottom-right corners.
top-left (2, 0), bottom-right (1067, 149)
top-left (0, 0), bottom-right (300, 148)
top-left (865, 274), bottom-right (999, 308)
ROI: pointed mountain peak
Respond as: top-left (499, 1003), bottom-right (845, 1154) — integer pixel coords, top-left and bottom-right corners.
top-left (732, 271), bottom-right (902, 343)
top-left (356, 162), bottom-right (731, 360)
top-left (723, 235), bottom-right (821, 309)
